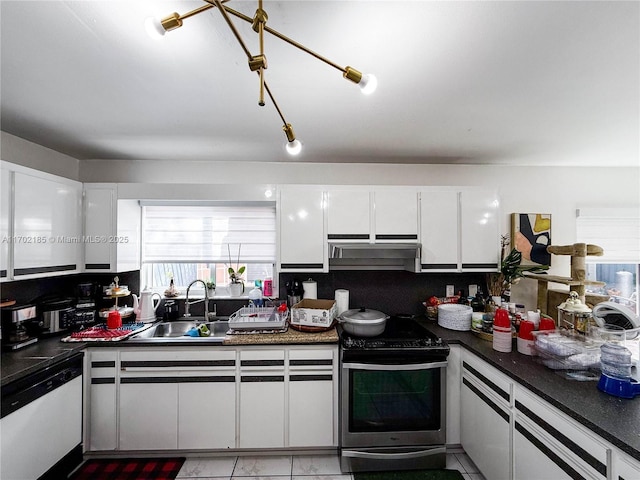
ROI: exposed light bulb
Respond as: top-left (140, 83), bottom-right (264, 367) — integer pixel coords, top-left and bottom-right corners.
top-left (145, 16), bottom-right (166, 39)
top-left (286, 138), bottom-right (302, 156)
top-left (359, 74), bottom-right (378, 95)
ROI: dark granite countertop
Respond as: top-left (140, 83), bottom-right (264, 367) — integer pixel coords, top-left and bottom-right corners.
top-left (1, 335), bottom-right (86, 386)
top-left (3, 321), bottom-right (638, 462)
top-left (420, 319), bottom-right (640, 463)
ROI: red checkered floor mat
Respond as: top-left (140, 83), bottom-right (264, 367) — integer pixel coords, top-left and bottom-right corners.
top-left (69, 457), bottom-right (185, 480)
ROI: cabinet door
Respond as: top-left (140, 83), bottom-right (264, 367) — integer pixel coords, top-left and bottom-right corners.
top-left (420, 190), bottom-right (459, 270)
top-left (514, 418), bottom-right (602, 480)
top-left (279, 187), bottom-right (325, 271)
top-left (613, 451), bottom-right (640, 480)
top-left (461, 351), bottom-right (512, 480)
top-left (179, 380), bottom-right (236, 449)
top-left (119, 382), bottom-right (178, 450)
top-left (514, 387), bottom-right (608, 480)
top-left (327, 189), bottom-right (370, 241)
top-left (13, 172), bottom-right (82, 276)
top-left (84, 184), bottom-right (116, 271)
top-left (239, 349), bottom-right (285, 448)
top-left (87, 350), bottom-right (118, 451)
top-left (374, 189), bottom-right (418, 240)
top-left (459, 189), bottom-right (499, 270)
top-left (288, 347), bottom-right (337, 447)
top-left (461, 374), bottom-right (511, 480)
top-left (445, 345), bottom-right (461, 445)
top-left (0, 168), bottom-right (10, 280)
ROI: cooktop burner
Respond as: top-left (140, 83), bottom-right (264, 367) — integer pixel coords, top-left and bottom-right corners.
top-left (340, 316), bottom-right (449, 358)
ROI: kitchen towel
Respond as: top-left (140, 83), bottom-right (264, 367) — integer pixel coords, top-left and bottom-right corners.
top-left (303, 278), bottom-right (317, 299)
top-left (335, 289), bottom-right (349, 316)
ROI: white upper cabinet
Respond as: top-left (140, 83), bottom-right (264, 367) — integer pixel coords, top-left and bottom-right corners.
top-left (420, 188), bottom-right (499, 272)
top-left (278, 186), bottom-right (326, 272)
top-left (420, 190), bottom-right (459, 270)
top-left (327, 187), bottom-right (418, 242)
top-left (373, 189), bottom-right (418, 240)
top-left (460, 189), bottom-right (499, 270)
top-left (13, 170), bottom-right (82, 277)
top-left (84, 183), bottom-right (140, 273)
top-left (327, 189), bottom-right (370, 241)
top-left (0, 168), bottom-right (10, 281)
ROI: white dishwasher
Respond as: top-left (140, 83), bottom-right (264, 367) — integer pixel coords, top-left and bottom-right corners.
top-left (1, 352), bottom-right (84, 480)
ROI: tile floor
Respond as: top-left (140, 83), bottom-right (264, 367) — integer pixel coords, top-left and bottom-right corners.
top-left (175, 452), bottom-right (487, 480)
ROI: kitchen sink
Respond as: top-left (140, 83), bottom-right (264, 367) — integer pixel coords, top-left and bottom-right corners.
top-left (131, 318), bottom-right (229, 342)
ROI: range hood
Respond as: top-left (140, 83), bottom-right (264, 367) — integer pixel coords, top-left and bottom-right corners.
top-left (328, 243), bottom-right (421, 272)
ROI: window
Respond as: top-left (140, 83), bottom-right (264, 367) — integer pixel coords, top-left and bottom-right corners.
top-left (577, 208), bottom-right (639, 314)
top-left (141, 203), bottom-right (276, 296)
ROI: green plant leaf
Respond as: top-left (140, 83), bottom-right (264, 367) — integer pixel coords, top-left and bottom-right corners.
top-left (238, 266), bottom-right (246, 275)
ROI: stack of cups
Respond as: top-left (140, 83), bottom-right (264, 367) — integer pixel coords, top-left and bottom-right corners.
top-left (335, 289), bottom-right (349, 316)
top-left (107, 310), bottom-right (122, 330)
top-left (493, 308), bottom-right (513, 353)
top-left (517, 320), bottom-right (536, 355)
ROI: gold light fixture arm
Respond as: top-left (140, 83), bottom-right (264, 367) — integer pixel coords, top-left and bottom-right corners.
top-left (222, 5), bottom-right (358, 81)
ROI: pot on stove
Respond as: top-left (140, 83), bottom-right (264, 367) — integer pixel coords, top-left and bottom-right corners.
top-left (339, 307), bottom-right (389, 337)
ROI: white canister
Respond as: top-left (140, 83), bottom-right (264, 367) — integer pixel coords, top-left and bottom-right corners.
top-left (335, 289), bottom-right (350, 316)
top-left (302, 278), bottom-right (317, 299)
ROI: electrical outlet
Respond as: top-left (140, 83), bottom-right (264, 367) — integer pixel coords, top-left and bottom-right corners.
top-left (446, 285), bottom-right (455, 297)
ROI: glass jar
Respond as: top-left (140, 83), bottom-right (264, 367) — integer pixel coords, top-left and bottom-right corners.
top-left (557, 291), bottom-right (594, 335)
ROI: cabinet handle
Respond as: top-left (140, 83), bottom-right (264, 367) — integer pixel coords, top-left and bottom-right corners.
top-left (342, 446), bottom-right (445, 460)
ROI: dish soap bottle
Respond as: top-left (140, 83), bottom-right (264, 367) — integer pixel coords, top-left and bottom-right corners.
top-left (248, 281), bottom-right (264, 307)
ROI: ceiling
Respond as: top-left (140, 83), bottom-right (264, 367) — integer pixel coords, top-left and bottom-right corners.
top-left (1, 1), bottom-right (638, 166)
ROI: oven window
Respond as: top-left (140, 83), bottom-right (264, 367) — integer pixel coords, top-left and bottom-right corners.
top-left (349, 368), bottom-right (441, 432)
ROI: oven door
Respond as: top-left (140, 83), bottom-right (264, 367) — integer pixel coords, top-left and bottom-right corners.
top-left (341, 359), bottom-right (447, 449)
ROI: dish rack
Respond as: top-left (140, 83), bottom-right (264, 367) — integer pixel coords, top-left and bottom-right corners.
top-left (533, 330), bottom-right (602, 379)
top-left (229, 305), bottom-right (288, 330)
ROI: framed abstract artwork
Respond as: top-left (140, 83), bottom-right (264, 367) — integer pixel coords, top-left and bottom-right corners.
top-left (511, 213), bottom-right (552, 267)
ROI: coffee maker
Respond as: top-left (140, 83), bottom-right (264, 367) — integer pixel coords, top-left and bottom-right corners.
top-left (1, 304), bottom-right (39, 350)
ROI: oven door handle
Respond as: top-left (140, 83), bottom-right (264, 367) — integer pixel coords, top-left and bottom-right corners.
top-left (342, 361), bottom-right (447, 371)
top-left (342, 446), bottom-right (446, 460)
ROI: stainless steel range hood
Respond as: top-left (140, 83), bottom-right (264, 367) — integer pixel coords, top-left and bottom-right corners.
top-left (328, 243), bottom-right (421, 272)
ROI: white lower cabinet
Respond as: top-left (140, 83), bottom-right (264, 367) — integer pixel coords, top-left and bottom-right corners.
top-left (118, 348), bottom-right (237, 451)
top-left (460, 351), bottom-right (512, 480)
top-left (445, 345), bottom-right (461, 445)
top-left (86, 349), bottom-right (118, 451)
top-left (239, 349), bottom-right (286, 448)
top-left (120, 382), bottom-right (178, 450)
top-left (514, 386), bottom-right (608, 480)
top-left (85, 344), bottom-right (338, 452)
top-left (457, 350), bottom-right (640, 480)
top-left (288, 347), bottom-right (338, 447)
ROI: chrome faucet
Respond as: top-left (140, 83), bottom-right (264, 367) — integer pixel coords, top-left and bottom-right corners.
top-left (184, 280), bottom-right (208, 321)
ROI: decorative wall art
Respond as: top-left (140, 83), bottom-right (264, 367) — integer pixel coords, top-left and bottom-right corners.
top-left (511, 213), bottom-right (552, 267)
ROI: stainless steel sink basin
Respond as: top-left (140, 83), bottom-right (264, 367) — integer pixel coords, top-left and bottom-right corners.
top-left (131, 319), bottom-right (229, 342)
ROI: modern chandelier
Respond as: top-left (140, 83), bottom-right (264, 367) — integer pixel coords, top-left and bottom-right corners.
top-left (145, 0), bottom-right (377, 156)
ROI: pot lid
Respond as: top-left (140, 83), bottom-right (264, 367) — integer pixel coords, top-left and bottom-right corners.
top-left (341, 307), bottom-right (389, 323)
top-left (557, 291), bottom-right (592, 314)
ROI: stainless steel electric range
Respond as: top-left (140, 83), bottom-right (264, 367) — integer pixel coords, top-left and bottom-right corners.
top-left (339, 315), bottom-right (450, 473)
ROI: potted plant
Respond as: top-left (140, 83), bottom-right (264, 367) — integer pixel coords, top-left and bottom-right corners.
top-left (488, 235), bottom-right (549, 303)
top-left (205, 280), bottom-right (216, 297)
top-left (227, 244), bottom-right (245, 297)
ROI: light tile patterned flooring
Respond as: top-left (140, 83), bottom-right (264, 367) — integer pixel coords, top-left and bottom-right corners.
top-left (175, 452), bottom-right (487, 480)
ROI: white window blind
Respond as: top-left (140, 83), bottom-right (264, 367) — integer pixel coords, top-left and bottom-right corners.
top-left (142, 204), bottom-right (276, 263)
top-left (576, 208), bottom-right (640, 263)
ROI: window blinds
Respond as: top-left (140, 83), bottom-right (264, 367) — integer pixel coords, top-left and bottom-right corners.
top-left (142, 204), bottom-right (276, 263)
top-left (576, 208), bottom-right (640, 263)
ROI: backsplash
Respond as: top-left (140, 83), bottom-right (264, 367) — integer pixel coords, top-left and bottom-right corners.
top-left (279, 271), bottom-right (488, 316)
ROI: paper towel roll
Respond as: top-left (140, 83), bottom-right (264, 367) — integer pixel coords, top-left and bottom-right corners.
top-left (335, 289), bottom-right (349, 316)
top-left (303, 279), bottom-right (317, 299)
